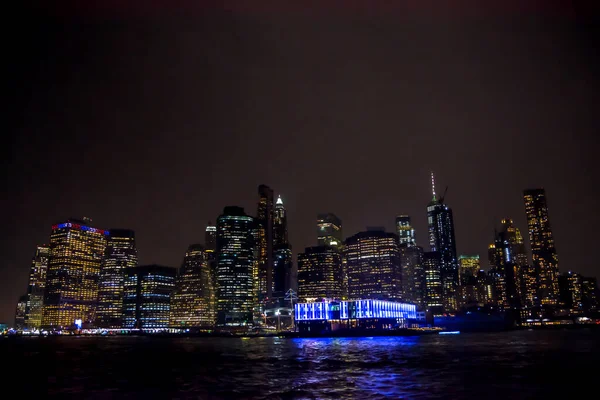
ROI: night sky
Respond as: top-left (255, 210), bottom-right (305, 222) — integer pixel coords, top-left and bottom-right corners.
top-left (4, 3), bottom-right (599, 323)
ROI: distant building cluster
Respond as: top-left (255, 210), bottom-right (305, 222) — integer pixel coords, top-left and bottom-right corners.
top-left (13, 176), bottom-right (600, 331)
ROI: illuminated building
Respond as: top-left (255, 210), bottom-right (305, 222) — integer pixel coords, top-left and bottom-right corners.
top-left (294, 299), bottom-right (418, 332)
top-left (273, 195), bottom-right (292, 300)
top-left (490, 230), bottom-right (521, 313)
top-left (399, 244), bottom-right (425, 308)
top-left (42, 218), bottom-right (108, 328)
top-left (582, 277), bottom-right (598, 314)
top-left (458, 255), bottom-right (480, 283)
top-left (257, 185), bottom-right (274, 300)
top-left (24, 245), bottom-right (50, 328)
top-left (423, 252), bottom-right (443, 314)
top-left (395, 215), bottom-right (416, 247)
top-left (205, 223), bottom-right (218, 299)
top-left (15, 295), bottom-right (28, 329)
top-left (273, 195), bottom-right (288, 247)
top-left (317, 213), bottom-right (343, 250)
top-left (427, 173), bottom-right (458, 312)
top-left (123, 265), bottom-right (176, 329)
top-left (458, 255), bottom-right (480, 308)
top-left (345, 229), bottom-right (401, 301)
top-left (524, 188), bottom-right (560, 307)
top-left (216, 206), bottom-right (256, 325)
top-left (170, 244), bottom-right (216, 328)
top-left (559, 271), bottom-right (583, 315)
top-left (297, 246), bottom-right (343, 302)
top-left (96, 229), bottom-right (137, 328)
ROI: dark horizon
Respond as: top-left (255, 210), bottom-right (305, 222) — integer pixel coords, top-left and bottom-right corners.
top-left (4, 3), bottom-right (599, 323)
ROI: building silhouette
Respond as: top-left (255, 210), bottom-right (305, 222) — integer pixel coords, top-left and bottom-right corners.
top-left (23, 245), bottom-right (50, 329)
top-left (42, 218), bottom-right (108, 328)
top-left (345, 229), bottom-right (401, 301)
top-left (317, 213), bottom-right (343, 250)
top-left (216, 206), bottom-right (256, 325)
top-left (96, 229), bottom-right (137, 328)
top-left (123, 264), bottom-right (176, 329)
top-left (170, 244), bottom-right (216, 328)
top-left (256, 185), bottom-right (274, 301)
top-left (399, 244), bottom-right (425, 308)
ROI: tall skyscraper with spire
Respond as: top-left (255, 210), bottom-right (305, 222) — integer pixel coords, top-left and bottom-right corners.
top-left (524, 188), bottom-right (560, 308)
top-left (273, 195), bottom-right (292, 300)
top-left (426, 173), bottom-right (458, 312)
top-left (257, 185), bottom-right (274, 301)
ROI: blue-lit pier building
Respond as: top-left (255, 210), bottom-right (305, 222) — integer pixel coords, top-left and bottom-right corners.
top-left (294, 299), bottom-right (418, 333)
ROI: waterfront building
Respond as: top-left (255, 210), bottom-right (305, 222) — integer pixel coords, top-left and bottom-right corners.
top-left (23, 245), bottom-right (50, 328)
top-left (344, 229), bottom-right (401, 301)
top-left (426, 173), bottom-right (459, 312)
top-left (15, 295), bottom-right (28, 329)
top-left (524, 188), bottom-right (560, 307)
top-left (423, 252), bottom-right (443, 314)
top-left (294, 299), bottom-right (419, 332)
top-left (317, 213), bottom-right (343, 250)
top-left (297, 246), bottom-right (343, 302)
top-left (399, 244), bottom-right (425, 308)
top-left (395, 215), bottom-right (416, 247)
top-left (582, 277), bottom-right (598, 315)
top-left (96, 229), bottom-right (137, 328)
top-left (42, 218), bottom-right (108, 328)
top-left (123, 264), bottom-right (176, 329)
top-left (216, 206), bottom-right (256, 325)
top-left (170, 245), bottom-right (216, 328)
top-left (256, 185), bottom-right (274, 300)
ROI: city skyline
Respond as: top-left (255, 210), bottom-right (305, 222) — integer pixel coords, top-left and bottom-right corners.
top-left (4, 10), bottom-right (598, 324)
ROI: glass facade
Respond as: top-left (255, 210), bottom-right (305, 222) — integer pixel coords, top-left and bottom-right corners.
top-left (170, 244), bottom-right (216, 327)
top-left (96, 229), bottom-right (137, 328)
top-left (295, 300), bottom-right (417, 321)
top-left (399, 245), bottom-right (425, 308)
top-left (344, 230), bottom-right (401, 301)
top-left (317, 213), bottom-right (343, 250)
top-left (216, 206), bottom-right (256, 325)
top-left (256, 185), bottom-right (274, 300)
top-left (395, 215), bottom-right (416, 247)
top-left (524, 188), bottom-right (560, 307)
top-left (423, 252), bottom-right (443, 314)
top-left (24, 245), bottom-right (50, 328)
top-left (122, 265), bottom-right (176, 329)
top-left (297, 246), bottom-right (343, 302)
top-left (43, 219), bottom-right (108, 328)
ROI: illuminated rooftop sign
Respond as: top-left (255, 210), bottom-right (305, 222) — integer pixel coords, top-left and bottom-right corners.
top-left (52, 222), bottom-right (109, 235)
top-left (295, 300), bottom-right (417, 321)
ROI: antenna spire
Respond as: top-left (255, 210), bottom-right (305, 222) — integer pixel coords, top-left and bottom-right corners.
top-left (431, 171), bottom-right (437, 201)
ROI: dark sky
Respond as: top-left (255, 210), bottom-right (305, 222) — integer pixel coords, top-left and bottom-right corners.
top-left (4, 3), bottom-right (599, 323)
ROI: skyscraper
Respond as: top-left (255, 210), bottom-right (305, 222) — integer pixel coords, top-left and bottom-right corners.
top-left (205, 223), bottom-right (217, 253)
top-left (123, 265), bottom-right (176, 329)
top-left (490, 230), bottom-right (521, 312)
top-left (216, 206), bottom-right (256, 325)
top-left (272, 195), bottom-right (293, 300)
top-left (458, 255), bottom-right (480, 283)
top-left (399, 244), bottom-right (425, 308)
top-left (15, 295), bottom-right (28, 329)
top-left (170, 244), bottom-right (216, 328)
top-left (273, 195), bottom-right (288, 247)
top-left (582, 277), bottom-right (598, 315)
top-left (297, 246), bottom-right (343, 302)
top-left (317, 213), bottom-right (343, 249)
top-left (24, 244), bottom-right (50, 329)
top-left (426, 173), bottom-right (458, 312)
top-left (395, 215), bottom-right (416, 247)
top-left (256, 185), bottom-right (274, 300)
top-left (524, 188), bottom-right (560, 307)
top-left (42, 218), bottom-right (108, 328)
top-left (96, 229), bottom-right (137, 328)
top-left (423, 252), bottom-right (443, 315)
top-left (344, 229), bottom-right (402, 301)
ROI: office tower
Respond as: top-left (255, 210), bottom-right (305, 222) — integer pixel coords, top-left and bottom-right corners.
top-left (122, 265), bottom-right (176, 329)
top-left (170, 245), bottom-right (216, 328)
top-left (273, 245), bottom-right (293, 299)
top-left (216, 206), bottom-right (256, 325)
top-left (15, 295), bottom-right (28, 329)
top-left (96, 229), bottom-right (137, 328)
top-left (423, 252), bottom-right (443, 315)
top-left (458, 255), bottom-right (480, 308)
top-left (344, 229), bottom-right (402, 301)
top-left (490, 230), bottom-right (521, 312)
top-left (297, 246), bottom-right (343, 302)
top-left (257, 185), bottom-right (274, 300)
top-left (582, 277), bottom-right (598, 315)
top-left (426, 173), bottom-right (458, 312)
top-left (458, 255), bottom-right (480, 283)
top-left (24, 245), bottom-right (50, 328)
top-left (42, 218), bottom-right (108, 328)
top-left (273, 195), bottom-right (288, 247)
top-left (395, 215), bottom-right (416, 247)
top-left (205, 223), bottom-right (217, 253)
top-left (317, 213), bottom-right (343, 249)
top-left (399, 244), bottom-right (425, 308)
top-left (558, 271), bottom-right (583, 315)
top-left (524, 188), bottom-right (560, 307)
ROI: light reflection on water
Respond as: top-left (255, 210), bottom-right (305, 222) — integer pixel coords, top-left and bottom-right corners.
top-left (3, 330), bottom-right (598, 399)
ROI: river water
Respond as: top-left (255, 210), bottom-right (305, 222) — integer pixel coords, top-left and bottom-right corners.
top-left (3, 329), bottom-right (598, 399)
